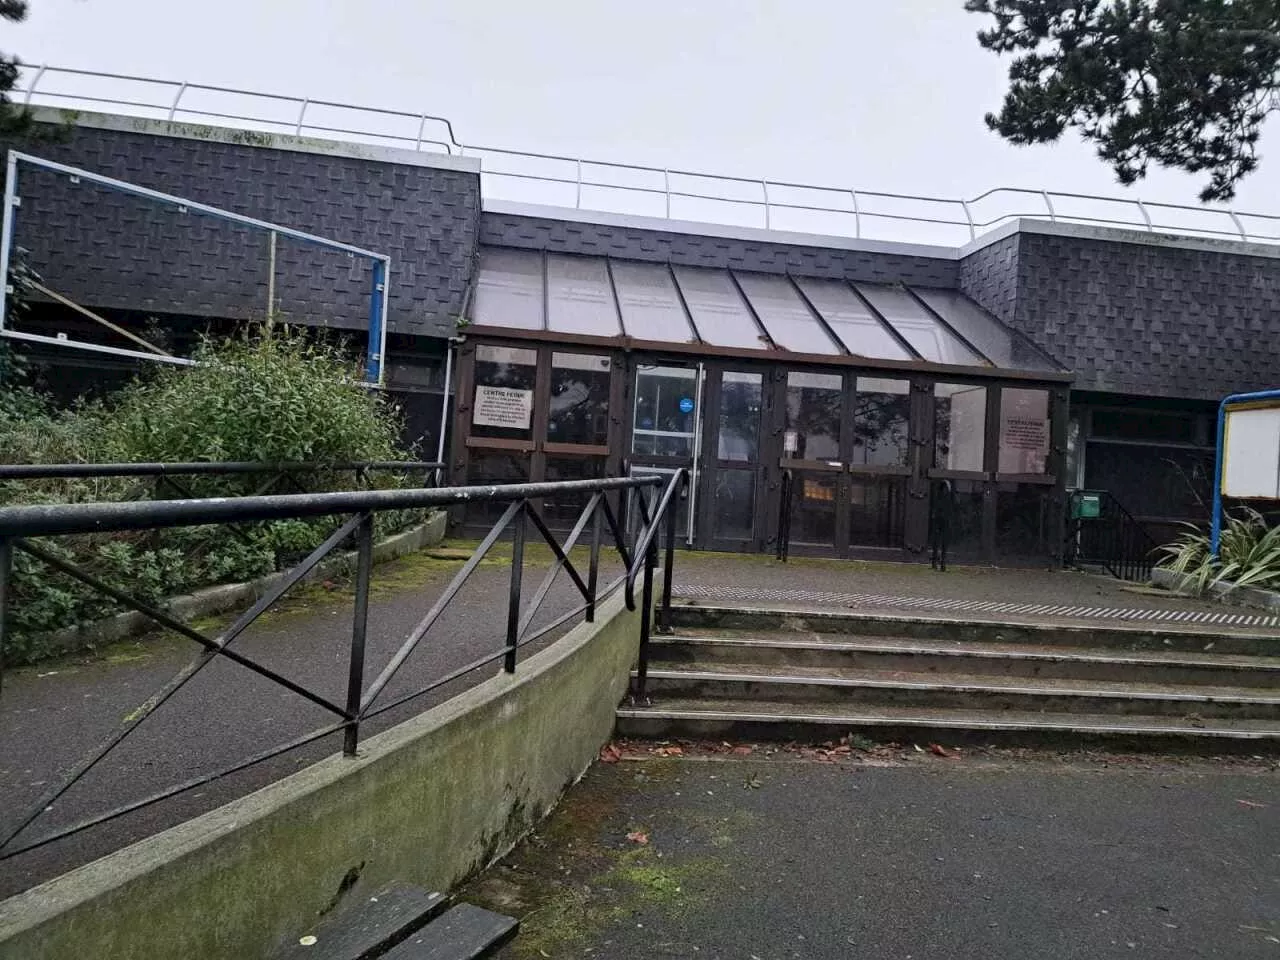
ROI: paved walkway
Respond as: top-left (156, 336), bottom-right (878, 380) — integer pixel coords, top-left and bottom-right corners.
top-left (0, 547), bottom-right (1268, 896)
top-left (464, 749), bottom-right (1280, 959)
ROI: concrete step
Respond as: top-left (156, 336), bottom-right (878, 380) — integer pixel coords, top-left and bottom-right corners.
top-left (615, 697), bottom-right (1280, 750)
top-left (272, 886), bottom-right (447, 960)
top-left (665, 605), bottom-right (1280, 656)
top-left (381, 904), bottom-right (518, 960)
top-left (650, 633), bottom-right (1280, 688)
top-left (636, 663), bottom-right (1280, 720)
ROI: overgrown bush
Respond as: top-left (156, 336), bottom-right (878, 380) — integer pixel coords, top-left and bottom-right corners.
top-left (1, 327), bottom-right (423, 662)
top-left (1157, 507), bottom-right (1280, 595)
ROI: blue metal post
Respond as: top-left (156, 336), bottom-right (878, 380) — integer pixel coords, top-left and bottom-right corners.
top-left (366, 259), bottom-right (386, 384)
top-left (1210, 388), bottom-right (1280, 557)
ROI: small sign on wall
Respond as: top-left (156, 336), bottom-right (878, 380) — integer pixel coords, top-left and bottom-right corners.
top-left (473, 385), bottom-right (533, 430)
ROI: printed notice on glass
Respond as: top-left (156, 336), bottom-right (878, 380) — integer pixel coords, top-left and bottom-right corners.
top-left (473, 386), bottom-right (533, 429)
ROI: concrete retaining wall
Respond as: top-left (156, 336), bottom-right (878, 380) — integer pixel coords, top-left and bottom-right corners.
top-left (0, 590), bottom-right (640, 960)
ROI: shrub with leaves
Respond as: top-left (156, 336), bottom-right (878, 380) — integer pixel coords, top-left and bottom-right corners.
top-left (1157, 507), bottom-right (1280, 595)
top-left (2, 326), bottom-right (424, 661)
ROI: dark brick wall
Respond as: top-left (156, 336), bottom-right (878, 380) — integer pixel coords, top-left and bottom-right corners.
top-left (957, 233), bottom-right (1019, 324)
top-left (479, 212), bottom-right (959, 286)
top-left (999, 233), bottom-right (1280, 400)
top-left (5, 123), bottom-right (479, 338)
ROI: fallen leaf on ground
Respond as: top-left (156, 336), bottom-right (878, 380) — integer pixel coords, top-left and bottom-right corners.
top-left (732, 745), bottom-right (755, 756)
top-left (626, 830), bottom-right (649, 845)
top-left (930, 743), bottom-right (954, 758)
top-left (599, 743), bottom-right (622, 763)
top-left (1236, 799), bottom-right (1267, 809)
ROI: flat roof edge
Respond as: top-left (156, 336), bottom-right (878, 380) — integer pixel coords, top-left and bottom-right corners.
top-left (27, 106), bottom-right (483, 175)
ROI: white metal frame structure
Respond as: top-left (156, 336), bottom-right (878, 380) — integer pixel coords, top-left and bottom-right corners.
top-left (0, 150), bottom-right (392, 385)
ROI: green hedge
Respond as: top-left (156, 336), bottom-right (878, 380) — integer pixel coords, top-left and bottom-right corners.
top-left (1, 328), bottom-right (423, 662)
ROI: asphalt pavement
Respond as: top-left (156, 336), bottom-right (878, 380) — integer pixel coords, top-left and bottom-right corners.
top-left (467, 749), bottom-right (1280, 960)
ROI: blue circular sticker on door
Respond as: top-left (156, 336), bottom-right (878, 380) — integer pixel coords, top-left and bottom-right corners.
top-left (678, 397), bottom-right (695, 414)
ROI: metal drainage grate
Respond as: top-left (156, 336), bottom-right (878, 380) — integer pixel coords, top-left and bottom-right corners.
top-left (672, 585), bottom-right (1280, 629)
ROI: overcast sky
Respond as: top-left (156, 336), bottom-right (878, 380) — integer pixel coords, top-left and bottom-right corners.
top-left (8, 0), bottom-right (1279, 244)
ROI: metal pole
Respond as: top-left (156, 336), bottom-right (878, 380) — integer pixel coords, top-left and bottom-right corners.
top-left (434, 340), bottom-right (454, 484)
top-left (295, 98), bottom-right (309, 136)
top-left (266, 230), bottom-right (277, 317)
top-left (377, 258), bottom-right (390, 388)
top-left (1228, 210), bottom-right (1248, 240)
top-left (343, 512), bottom-right (374, 756)
top-left (0, 537), bottom-right (11, 695)
top-left (664, 169), bottom-right (671, 218)
top-left (635, 537), bottom-right (655, 700)
top-left (960, 199), bottom-right (976, 240)
top-left (658, 473), bottom-right (679, 634)
top-left (586, 501), bottom-right (601, 623)
top-left (761, 179), bottom-right (771, 229)
top-left (575, 159), bottom-right (583, 209)
top-left (22, 65), bottom-right (47, 106)
top-left (850, 190), bottom-right (861, 238)
top-left (504, 504), bottom-right (526, 673)
top-left (1041, 190), bottom-right (1057, 222)
top-left (1136, 199), bottom-right (1153, 231)
top-left (0, 152), bottom-right (19, 335)
top-left (415, 112), bottom-right (428, 152)
top-left (167, 82), bottom-right (188, 122)
top-left (1210, 396), bottom-right (1228, 557)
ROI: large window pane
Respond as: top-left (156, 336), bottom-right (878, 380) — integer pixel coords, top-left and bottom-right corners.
top-left (856, 284), bottom-right (984, 366)
top-left (544, 456), bottom-right (607, 529)
top-left (472, 344), bottom-right (537, 440)
top-left (785, 371), bottom-right (842, 461)
top-left (794, 277), bottom-right (913, 360)
top-left (473, 248), bottom-right (542, 330)
top-left (1083, 443), bottom-right (1214, 519)
top-left (933, 478), bottom-right (985, 556)
top-left (996, 483), bottom-right (1054, 558)
top-left (672, 266), bottom-right (762, 349)
top-left (915, 288), bottom-right (1059, 371)
top-left (998, 388), bottom-right (1051, 475)
top-left (735, 273), bottom-right (840, 355)
top-left (633, 365), bottom-right (697, 457)
top-left (712, 470), bottom-right (756, 540)
top-left (848, 477), bottom-right (906, 548)
top-left (935, 383), bottom-right (987, 472)
top-left (853, 377), bottom-right (910, 467)
top-left (548, 352), bottom-right (611, 446)
top-left (717, 371), bottom-right (762, 462)
top-left (465, 452), bottom-right (528, 525)
top-left (546, 255), bottom-right (619, 336)
top-left (610, 261), bottom-right (695, 343)
top-left (788, 473), bottom-right (837, 548)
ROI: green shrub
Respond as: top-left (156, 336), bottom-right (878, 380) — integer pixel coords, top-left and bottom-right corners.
top-left (2, 326), bottom-right (423, 661)
top-left (1157, 507), bottom-right (1280, 594)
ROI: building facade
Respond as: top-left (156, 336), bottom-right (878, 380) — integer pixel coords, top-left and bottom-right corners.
top-left (4, 105), bottom-right (1278, 565)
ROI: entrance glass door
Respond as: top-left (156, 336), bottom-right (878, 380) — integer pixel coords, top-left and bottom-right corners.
top-left (701, 367), bottom-right (767, 552)
top-left (630, 363), bottom-right (702, 543)
top-left (776, 370), bottom-right (913, 557)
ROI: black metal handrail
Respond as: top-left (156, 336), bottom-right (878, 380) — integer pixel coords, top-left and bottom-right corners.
top-left (0, 460), bottom-right (447, 500)
top-left (1065, 489), bottom-right (1160, 582)
top-left (0, 470), bottom-right (686, 863)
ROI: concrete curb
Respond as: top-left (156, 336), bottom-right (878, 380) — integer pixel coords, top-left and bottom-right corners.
top-left (1151, 567), bottom-right (1280, 613)
top-left (26, 511), bottom-right (448, 660)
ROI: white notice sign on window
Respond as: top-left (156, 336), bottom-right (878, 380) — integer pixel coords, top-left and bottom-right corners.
top-left (473, 386), bottom-right (533, 430)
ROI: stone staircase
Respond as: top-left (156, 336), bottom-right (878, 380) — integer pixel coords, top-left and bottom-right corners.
top-left (616, 605), bottom-right (1280, 750)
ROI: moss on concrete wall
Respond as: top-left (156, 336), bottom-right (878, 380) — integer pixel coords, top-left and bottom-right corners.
top-left (0, 591), bottom-right (639, 960)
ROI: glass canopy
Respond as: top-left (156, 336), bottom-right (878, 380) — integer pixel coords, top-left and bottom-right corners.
top-left (470, 247), bottom-right (1062, 372)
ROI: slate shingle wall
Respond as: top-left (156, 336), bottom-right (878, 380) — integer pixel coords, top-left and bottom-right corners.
top-left (5, 124), bottom-right (479, 337)
top-left (1007, 233), bottom-right (1280, 400)
top-left (479, 212), bottom-right (959, 286)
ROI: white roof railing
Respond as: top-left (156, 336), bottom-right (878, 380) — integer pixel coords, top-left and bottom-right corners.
top-left (15, 64), bottom-right (1280, 249)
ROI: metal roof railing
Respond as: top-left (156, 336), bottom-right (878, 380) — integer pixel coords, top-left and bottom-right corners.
top-left (14, 64), bottom-right (1280, 248)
